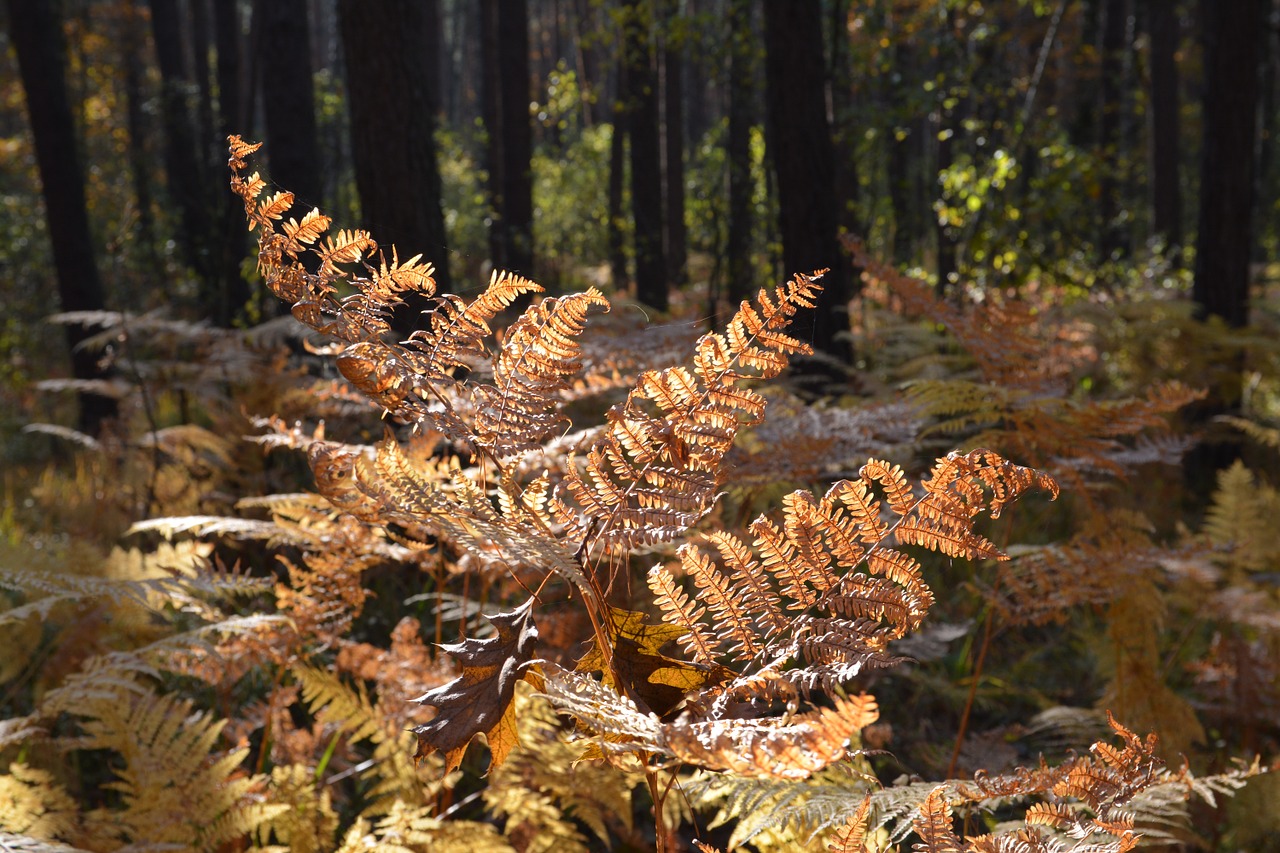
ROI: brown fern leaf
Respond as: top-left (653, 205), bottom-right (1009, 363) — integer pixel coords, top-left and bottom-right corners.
top-left (405, 268), bottom-right (542, 378)
top-left (704, 530), bottom-right (788, 642)
top-left (1051, 713), bottom-right (1162, 818)
top-left (644, 450), bottom-right (1052, 700)
top-left (912, 788), bottom-right (961, 853)
top-left (663, 692), bottom-right (878, 779)
top-left (472, 288), bottom-right (609, 457)
top-left (827, 794), bottom-right (872, 853)
top-left (647, 565), bottom-right (723, 665)
top-left (306, 436), bottom-right (589, 592)
top-left (677, 544), bottom-right (765, 661)
top-left (552, 272), bottom-right (824, 554)
top-left (898, 450), bottom-right (1059, 560)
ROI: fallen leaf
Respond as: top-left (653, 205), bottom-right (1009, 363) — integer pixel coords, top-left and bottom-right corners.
top-left (413, 598), bottom-right (539, 772)
top-left (576, 606), bottom-right (731, 718)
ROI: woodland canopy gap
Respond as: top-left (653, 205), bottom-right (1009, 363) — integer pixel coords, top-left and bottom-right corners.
top-left (1, 1), bottom-right (1279, 851)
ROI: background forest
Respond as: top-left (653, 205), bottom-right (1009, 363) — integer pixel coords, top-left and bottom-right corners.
top-left (2, 0), bottom-right (1280, 850)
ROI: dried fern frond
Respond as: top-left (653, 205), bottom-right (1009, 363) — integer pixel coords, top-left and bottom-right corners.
top-left (0, 833), bottom-right (94, 853)
top-left (553, 272), bottom-right (825, 555)
top-left (67, 685), bottom-right (282, 850)
top-left (471, 288), bottom-right (609, 457)
top-left (0, 765), bottom-right (80, 844)
top-left (648, 449), bottom-right (1056, 699)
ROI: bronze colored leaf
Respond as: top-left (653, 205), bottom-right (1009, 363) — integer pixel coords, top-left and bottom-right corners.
top-left (576, 606), bottom-right (731, 718)
top-left (663, 692), bottom-right (879, 779)
top-left (412, 599), bottom-right (539, 772)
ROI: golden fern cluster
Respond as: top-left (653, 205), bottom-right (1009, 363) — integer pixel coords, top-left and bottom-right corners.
top-left (226, 136), bottom-right (1063, 792)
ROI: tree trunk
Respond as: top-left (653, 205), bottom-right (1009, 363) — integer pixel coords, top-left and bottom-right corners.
top-left (481, 0), bottom-right (534, 277)
top-left (888, 42), bottom-right (916, 266)
top-left (151, 0), bottom-right (219, 318)
top-left (762, 0), bottom-right (853, 365)
top-left (215, 0), bottom-right (253, 317)
top-left (661, 0), bottom-right (687, 286)
top-left (260, 0), bottom-right (323, 208)
top-left (622, 0), bottom-right (667, 312)
top-left (337, 0), bottom-right (452, 334)
top-left (121, 0), bottom-right (156, 277)
top-left (1192, 0), bottom-right (1262, 329)
top-left (7, 0), bottom-right (118, 434)
top-left (828, 0), bottom-right (861, 242)
top-left (1098, 0), bottom-right (1130, 260)
top-left (725, 0), bottom-right (755, 312)
top-left (608, 58), bottom-right (629, 291)
top-left (1148, 0), bottom-right (1182, 254)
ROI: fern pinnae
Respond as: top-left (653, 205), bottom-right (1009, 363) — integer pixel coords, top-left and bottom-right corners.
top-left (705, 530), bottom-right (787, 640)
top-left (751, 517), bottom-right (823, 610)
top-left (679, 544), bottom-right (763, 660)
top-left (647, 566), bottom-right (722, 664)
top-left (407, 269), bottom-right (541, 379)
top-left (559, 272), bottom-right (824, 557)
top-left (473, 288), bottom-right (609, 457)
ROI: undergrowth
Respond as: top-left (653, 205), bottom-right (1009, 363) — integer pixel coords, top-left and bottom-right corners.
top-left (0, 138), bottom-right (1275, 852)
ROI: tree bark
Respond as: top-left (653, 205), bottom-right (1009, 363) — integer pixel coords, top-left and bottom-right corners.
top-left (337, 0), bottom-right (452, 334)
top-left (660, 0), bottom-right (687, 286)
top-left (7, 0), bottom-right (118, 434)
top-left (1148, 0), bottom-right (1182, 254)
top-left (1192, 0), bottom-right (1262, 329)
top-left (725, 0), bottom-right (755, 312)
top-left (608, 57), bottom-right (629, 291)
top-left (1098, 0), bottom-right (1130, 260)
top-left (151, 0), bottom-right (220, 317)
top-left (214, 0), bottom-right (253, 318)
top-left (121, 0), bottom-right (156, 276)
top-left (762, 0), bottom-right (853, 365)
top-left (622, 0), bottom-right (667, 311)
top-left (260, 0), bottom-right (323, 209)
top-left (481, 0), bottom-right (534, 277)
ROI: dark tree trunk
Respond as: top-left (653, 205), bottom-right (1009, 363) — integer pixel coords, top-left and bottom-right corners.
top-left (424, 0), bottom-right (443, 120)
top-left (338, 0), bottom-right (451, 333)
top-left (762, 0), bottom-right (853, 365)
top-left (608, 59), bottom-right (629, 291)
top-left (121, 0), bottom-right (156, 276)
top-left (1193, 0), bottom-right (1262, 329)
top-left (151, 0), bottom-right (218, 316)
top-left (481, 0), bottom-right (534, 277)
top-left (725, 0), bottom-right (755, 312)
top-left (260, 0), bottom-right (323, 208)
top-left (191, 0), bottom-right (216, 170)
top-left (1148, 0), bottom-right (1182, 253)
top-left (622, 0), bottom-right (667, 311)
top-left (935, 8), bottom-right (962, 296)
top-left (1098, 0), bottom-right (1130, 260)
top-left (660, 0), bottom-right (687, 286)
top-left (7, 0), bottom-right (118, 434)
top-left (215, 0), bottom-right (253, 317)
top-left (1185, 0), bottom-right (1264, 487)
top-left (828, 0), bottom-right (861, 241)
top-left (887, 43), bottom-right (916, 266)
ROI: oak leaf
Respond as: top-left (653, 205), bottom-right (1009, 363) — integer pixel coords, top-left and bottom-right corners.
top-left (576, 606), bottom-right (731, 718)
top-left (413, 599), bottom-right (539, 772)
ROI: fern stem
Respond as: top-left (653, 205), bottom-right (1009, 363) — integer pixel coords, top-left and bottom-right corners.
top-left (946, 601), bottom-right (995, 780)
top-left (645, 759), bottom-right (671, 853)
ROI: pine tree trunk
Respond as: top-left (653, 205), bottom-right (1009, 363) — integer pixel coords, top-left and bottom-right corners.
top-left (725, 0), bottom-right (755, 313)
top-left (7, 0), bottom-right (118, 434)
top-left (622, 0), bottom-right (668, 312)
top-left (762, 0), bottom-right (853, 365)
top-left (481, 0), bottom-right (534, 277)
top-left (1193, 0), bottom-right (1262, 329)
top-left (661, 0), bottom-right (687, 287)
top-left (1148, 0), bottom-right (1182, 254)
top-left (338, 0), bottom-right (452, 332)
